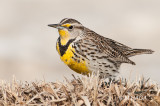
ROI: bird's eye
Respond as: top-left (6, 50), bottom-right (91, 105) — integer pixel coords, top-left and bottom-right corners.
top-left (68, 25), bottom-right (73, 30)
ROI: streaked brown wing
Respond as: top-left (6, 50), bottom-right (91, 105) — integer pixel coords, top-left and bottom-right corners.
top-left (84, 29), bottom-right (135, 65)
top-left (103, 38), bottom-right (132, 52)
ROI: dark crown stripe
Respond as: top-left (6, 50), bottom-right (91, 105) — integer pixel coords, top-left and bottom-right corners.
top-left (60, 18), bottom-right (81, 25)
top-left (58, 37), bottom-right (76, 56)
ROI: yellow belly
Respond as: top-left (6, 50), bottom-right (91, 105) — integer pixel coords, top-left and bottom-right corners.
top-left (56, 43), bottom-right (90, 75)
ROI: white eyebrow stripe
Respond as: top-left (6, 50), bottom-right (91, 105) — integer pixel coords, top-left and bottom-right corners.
top-left (60, 18), bottom-right (69, 24)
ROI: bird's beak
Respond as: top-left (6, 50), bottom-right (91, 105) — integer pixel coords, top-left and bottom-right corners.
top-left (48, 24), bottom-right (64, 29)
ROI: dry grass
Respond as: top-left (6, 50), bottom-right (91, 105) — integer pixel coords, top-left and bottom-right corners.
top-left (0, 74), bottom-right (160, 106)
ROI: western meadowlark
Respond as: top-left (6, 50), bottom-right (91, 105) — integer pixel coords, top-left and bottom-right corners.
top-left (48, 18), bottom-right (154, 78)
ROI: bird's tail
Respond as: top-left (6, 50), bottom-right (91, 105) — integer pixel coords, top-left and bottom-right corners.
top-left (125, 49), bottom-right (154, 57)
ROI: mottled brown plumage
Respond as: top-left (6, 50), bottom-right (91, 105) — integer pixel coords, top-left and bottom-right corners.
top-left (83, 28), bottom-right (154, 65)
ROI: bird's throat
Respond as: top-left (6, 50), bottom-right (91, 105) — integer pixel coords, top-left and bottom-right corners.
top-left (58, 29), bottom-right (70, 45)
top-left (57, 37), bottom-right (75, 56)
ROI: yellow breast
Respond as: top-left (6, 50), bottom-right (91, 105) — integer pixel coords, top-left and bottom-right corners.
top-left (56, 42), bottom-right (90, 75)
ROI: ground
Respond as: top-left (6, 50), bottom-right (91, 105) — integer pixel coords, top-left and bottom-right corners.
top-left (0, 74), bottom-right (160, 106)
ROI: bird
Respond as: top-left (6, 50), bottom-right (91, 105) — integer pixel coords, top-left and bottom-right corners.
top-left (48, 18), bottom-right (154, 78)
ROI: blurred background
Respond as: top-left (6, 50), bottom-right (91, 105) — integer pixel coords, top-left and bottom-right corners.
top-left (0, 0), bottom-right (159, 83)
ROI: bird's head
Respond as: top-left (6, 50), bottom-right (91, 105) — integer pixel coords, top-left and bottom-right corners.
top-left (48, 18), bottom-right (84, 45)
